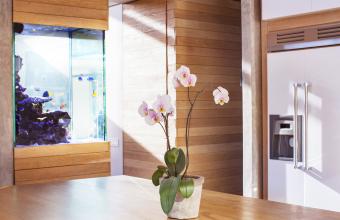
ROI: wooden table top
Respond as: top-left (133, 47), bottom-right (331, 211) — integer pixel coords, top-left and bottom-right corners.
top-left (0, 176), bottom-right (339, 220)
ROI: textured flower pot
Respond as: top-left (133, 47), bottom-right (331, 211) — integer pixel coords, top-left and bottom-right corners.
top-left (168, 176), bottom-right (204, 219)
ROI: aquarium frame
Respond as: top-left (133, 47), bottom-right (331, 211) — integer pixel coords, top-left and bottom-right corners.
top-left (13, 24), bottom-right (107, 147)
top-left (102, 31), bottom-right (107, 141)
top-left (12, 30), bottom-right (17, 146)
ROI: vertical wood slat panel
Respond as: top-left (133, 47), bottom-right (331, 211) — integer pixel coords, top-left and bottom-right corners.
top-left (13, 0), bottom-right (108, 30)
top-left (174, 0), bottom-right (243, 195)
top-left (0, 0), bottom-right (14, 187)
top-left (262, 21), bottom-right (269, 200)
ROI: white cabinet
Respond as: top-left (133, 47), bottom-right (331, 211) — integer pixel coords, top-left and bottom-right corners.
top-left (262, 0), bottom-right (311, 20)
top-left (311, 0), bottom-right (340, 11)
top-left (262, 0), bottom-right (340, 20)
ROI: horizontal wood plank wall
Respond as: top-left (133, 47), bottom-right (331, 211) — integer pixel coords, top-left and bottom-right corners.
top-left (13, 0), bottom-right (109, 30)
top-left (122, 0), bottom-right (176, 179)
top-left (109, 0), bottom-right (137, 6)
top-left (174, 0), bottom-right (243, 194)
top-left (122, 0), bottom-right (243, 194)
top-left (14, 142), bottom-right (111, 185)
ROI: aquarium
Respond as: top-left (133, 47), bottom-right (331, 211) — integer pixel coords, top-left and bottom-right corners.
top-left (14, 24), bottom-right (105, 146)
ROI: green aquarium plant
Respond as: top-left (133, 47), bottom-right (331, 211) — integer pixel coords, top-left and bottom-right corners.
top-left (138, 65), bottom-right (230, 215)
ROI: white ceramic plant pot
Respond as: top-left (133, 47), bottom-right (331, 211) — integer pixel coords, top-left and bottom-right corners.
top-left (168, 176), bottom-right (204, 219)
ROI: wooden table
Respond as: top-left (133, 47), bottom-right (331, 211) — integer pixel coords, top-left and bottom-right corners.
top-left (0, 176), bottom-right (339, 220)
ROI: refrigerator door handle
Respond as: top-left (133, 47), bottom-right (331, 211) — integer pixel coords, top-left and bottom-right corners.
top-left (293, 83), bottom-right (300, 169)
top-left (304, 82), bottom-right (310, 170)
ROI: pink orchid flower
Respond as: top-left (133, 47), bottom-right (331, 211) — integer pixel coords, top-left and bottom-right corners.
top-left (153, 95), bottom-right (174, 114)
top-left (173, 66), bottom-right (198, 88)
top-left (213, 86), bottom-right (230, 106)
top-left (172, 75), bottom-right (181, 88)
top-left (145, 109), bottom-right (163, 125)
top-left (168, 105), bottom-right (175, 116)
top-left (176, 65), bottom-right (191, 81)
top-left (180, 73), bottom-right (197, 88)
top-left (138, 101), bottom-right (149, 117)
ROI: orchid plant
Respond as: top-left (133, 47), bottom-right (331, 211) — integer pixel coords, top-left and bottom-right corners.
top-left (138, 65), bottom-right (230, 214)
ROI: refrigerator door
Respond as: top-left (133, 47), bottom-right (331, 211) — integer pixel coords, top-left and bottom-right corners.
top-left (302, 46), bottom-right (340, 212)
top-left (267, 51), bottom-right (306, 206)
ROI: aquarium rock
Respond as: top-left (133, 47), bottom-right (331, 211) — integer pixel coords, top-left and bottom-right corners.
top-left (15, 55), bottom-right (71, 146)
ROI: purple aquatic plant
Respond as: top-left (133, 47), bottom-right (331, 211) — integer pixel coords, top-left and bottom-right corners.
top-left (15, 55), bottom-right (71, 146)
top-left (18, 97), bottom-right (52, 105)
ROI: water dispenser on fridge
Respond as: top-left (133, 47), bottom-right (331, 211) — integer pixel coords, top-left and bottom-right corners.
top-left (269, 115), bottom-right (302, 161)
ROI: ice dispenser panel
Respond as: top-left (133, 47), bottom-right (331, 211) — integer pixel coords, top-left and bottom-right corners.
top-left (270, 115), bottom-right (302, 161)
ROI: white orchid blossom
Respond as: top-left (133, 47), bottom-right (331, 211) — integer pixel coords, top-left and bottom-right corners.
top-left (213, 86), bottom-right (230, 106)
top-left (153, 95), bottom-right (174, 114)
top-left (138, 101), bottom-right (149, 117)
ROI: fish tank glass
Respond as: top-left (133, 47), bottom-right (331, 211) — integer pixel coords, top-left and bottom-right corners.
top-left (14, 24), bottom-right (106, 147)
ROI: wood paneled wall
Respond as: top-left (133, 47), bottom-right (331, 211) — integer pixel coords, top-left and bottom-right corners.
top-left (174, 0), bottom-right (242, 194)
top-left (14, 142), bottom-right (111, 185)
top-left (0, 0), bottom-right (14, 188)
top-left (13, 0), bottom-right (109, 30)
top-left (109, 0), bottom-right (137, 6)
top-left (122, 0), bottom-right (242, 194)
top-left (122, 0), bottom-right (176, 178)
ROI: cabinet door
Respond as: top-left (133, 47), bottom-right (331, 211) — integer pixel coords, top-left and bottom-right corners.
top-left (311, 0), bottom-right (340, 11)
top-left (267, 51), bottom-right (306, 206)
top-left (262, 0), bottom-right (311, 20)
top-left (303, 46), bottom-right (340, 212)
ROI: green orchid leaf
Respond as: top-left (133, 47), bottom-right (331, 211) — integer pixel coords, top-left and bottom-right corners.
top-left (152, 167), bottom-right (166, 186)
top-left (165, 148), bottom-right (179, 164)
top-left (179, 178), bottom-right (194, 199)
top-left (166, 164), bottom-right (176, 176)
top-left (157, 165), bottom-right (167, 172)
top-left (159, 176), bottom-right (181, 214)
top-left (175, 148), bottom-right (186, 175)
top-left (165, 148), bottom-right (180, 176)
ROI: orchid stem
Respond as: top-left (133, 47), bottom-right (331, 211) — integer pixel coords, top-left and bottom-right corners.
top-left (187, 87), bottom-right (193, 105)
top-left (159, 118), bottom-right (170, 151)
top-left (164, 114), bottom-right (171, 151)
top-left (183, 88), bottom-right (204, 178)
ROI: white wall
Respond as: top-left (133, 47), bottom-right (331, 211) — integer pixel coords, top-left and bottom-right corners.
top-left (106, 4), bottom-right (123, 175)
